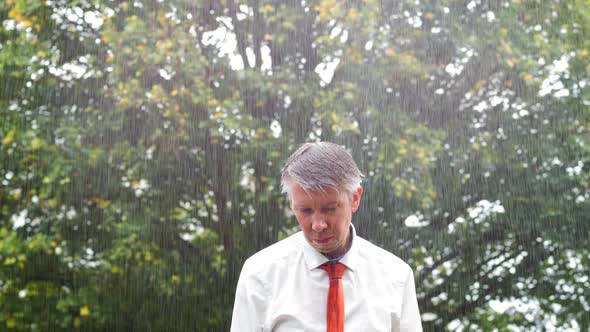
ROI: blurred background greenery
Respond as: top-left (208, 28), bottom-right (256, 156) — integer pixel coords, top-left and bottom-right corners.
top-left (1, 0), bottom-right (589, 330)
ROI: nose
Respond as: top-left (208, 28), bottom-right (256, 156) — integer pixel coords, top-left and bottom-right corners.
top-left (311, 214), bottom-right (328, 232)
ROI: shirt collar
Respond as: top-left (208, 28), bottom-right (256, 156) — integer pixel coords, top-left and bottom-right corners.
top-left (302, 224), bottom-right (359, 272)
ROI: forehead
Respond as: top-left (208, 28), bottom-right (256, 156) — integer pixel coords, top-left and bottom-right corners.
top-left (289, 183), bottom-right (344, 206)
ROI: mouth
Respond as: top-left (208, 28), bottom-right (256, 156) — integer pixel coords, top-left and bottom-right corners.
top-left (313, 237), bottom-right (333, 245)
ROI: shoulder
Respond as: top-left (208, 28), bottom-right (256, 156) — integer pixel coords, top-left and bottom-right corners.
top-left (239, 231), bottom-right (304, 279)
top-left (355, 235), bottom-right (413, 279)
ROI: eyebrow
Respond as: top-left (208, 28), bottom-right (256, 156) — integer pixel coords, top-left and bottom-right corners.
top-left (293, 202), bottom-right (339, 209)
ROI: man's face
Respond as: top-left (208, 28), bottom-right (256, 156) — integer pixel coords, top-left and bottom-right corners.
top-left (290, 182), bottom-right (363, 259)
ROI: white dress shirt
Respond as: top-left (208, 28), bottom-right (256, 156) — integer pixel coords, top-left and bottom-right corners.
top-left (230, 225), bottom-right (423, 332)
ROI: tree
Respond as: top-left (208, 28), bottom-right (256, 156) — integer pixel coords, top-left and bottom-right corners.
top-left (1, 0), bottom-right (588, 330)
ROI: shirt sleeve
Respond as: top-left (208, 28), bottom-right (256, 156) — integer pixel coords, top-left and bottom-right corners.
top-left (230, 259), bottom-right (267, 332)
top-left (400, 268), bottom-right (423, 332)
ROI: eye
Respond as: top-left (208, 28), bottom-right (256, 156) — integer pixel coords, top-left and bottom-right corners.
top-left (322, 207), bottom-right (337, 214)
top-left (301, 208), bottom-right (313, 215)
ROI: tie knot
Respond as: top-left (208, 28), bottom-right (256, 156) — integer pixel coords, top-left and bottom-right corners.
top-left (320, 262), bottom-right (346, 279)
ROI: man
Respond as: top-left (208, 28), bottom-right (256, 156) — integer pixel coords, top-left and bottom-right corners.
top-left (230, 142), bottom-right (422, 331)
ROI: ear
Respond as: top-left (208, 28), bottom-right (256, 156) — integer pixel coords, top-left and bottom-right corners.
top-left (351, 186), bottom-right (363, 213)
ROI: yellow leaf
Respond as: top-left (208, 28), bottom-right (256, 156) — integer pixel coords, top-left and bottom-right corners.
top-left (349, 47), bottom-right (363, 64)
top-left (8, 7), bottom-right (22, 20)
top-left (260, 4), bottom-right (274, 15)
top-left (316, 0), bottom-right (338, 21)
top-left (30, 137), bottom-right (43, 150)
top-left (2, 129), bottom-right (15, 145)
top-left (48, 198), bottom-right (58, 208)
top-left (521, 73), bottom-right (533, 83)
top-left (473, 80), bottom-right (487, 92)
top-left (80, 305), bottom-right (90, 317)
top-left (94, 198), bottom-right (112, 209)
top-left (6, 318), bottom-right (16, 328)
top-left (8, 6), bottom-right (36, 28)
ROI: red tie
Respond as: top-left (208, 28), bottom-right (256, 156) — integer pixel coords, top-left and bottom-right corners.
top-left (320, 262), bottom-right (346, 332)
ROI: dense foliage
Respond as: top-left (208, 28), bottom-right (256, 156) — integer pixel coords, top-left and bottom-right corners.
top-left (1, 0), bottom-right (588, 330)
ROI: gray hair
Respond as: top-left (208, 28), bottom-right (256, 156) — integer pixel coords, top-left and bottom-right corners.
top-left (281, 142), bottom-right (362, 197)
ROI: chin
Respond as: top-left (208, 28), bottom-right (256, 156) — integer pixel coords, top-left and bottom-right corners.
top-left (313, 244), bottom-right (334, 253)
